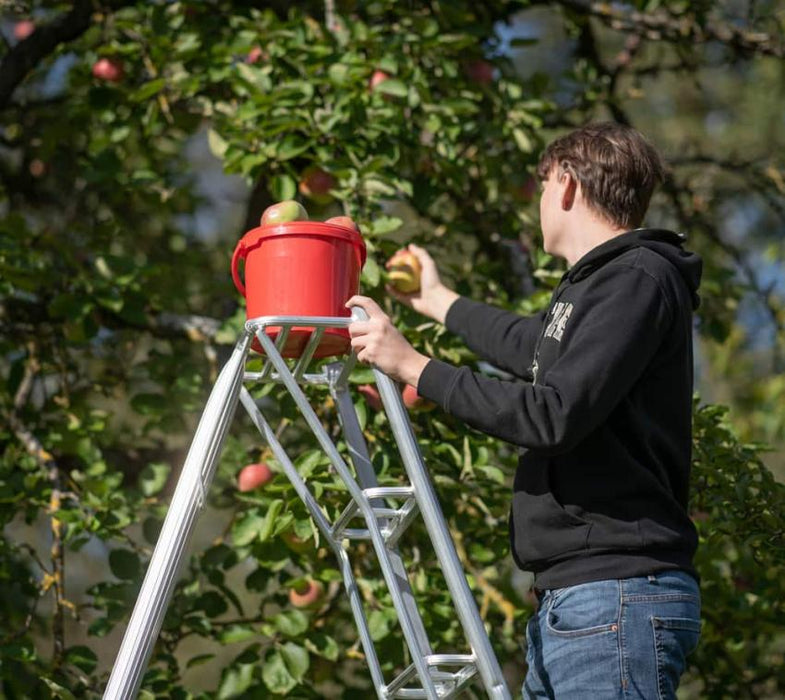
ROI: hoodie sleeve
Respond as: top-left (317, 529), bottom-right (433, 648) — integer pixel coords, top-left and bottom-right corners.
top-left (444, 297), bottom-right (548, 379)
top-left (418, 266), bottom-right (672, 451)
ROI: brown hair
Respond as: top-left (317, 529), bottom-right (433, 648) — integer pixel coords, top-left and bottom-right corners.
top-left (536, 122), bottom-right (666, 229)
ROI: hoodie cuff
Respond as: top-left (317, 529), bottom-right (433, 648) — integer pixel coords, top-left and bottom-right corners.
top-left (417, 359), bottom-right (461, 410)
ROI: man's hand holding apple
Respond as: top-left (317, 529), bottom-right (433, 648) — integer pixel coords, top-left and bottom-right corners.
top-left (386, 244), bottom-right (459, 324)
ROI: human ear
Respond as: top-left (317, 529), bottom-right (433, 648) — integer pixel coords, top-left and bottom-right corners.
top-left (560, 172), bottom-right (577, 211)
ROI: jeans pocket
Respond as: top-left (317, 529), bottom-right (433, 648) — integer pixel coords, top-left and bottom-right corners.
top-left (545, 581), bottom-right (619, 638)
top-left (652, 616), bottom-right (701, 699)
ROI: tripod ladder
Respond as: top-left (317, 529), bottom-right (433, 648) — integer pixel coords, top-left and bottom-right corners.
top-left (103, 310), bottom-right (512, 700)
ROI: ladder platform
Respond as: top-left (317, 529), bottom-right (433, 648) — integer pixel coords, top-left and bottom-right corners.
top-left (385, 654), bottom-right (478, 699)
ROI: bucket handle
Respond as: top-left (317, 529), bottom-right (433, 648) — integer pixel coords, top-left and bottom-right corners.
top-left (231, 240), bottom-right (246, 297)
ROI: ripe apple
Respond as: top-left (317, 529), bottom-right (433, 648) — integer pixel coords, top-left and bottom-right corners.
top-left (92, 58), bottom-right (124, 83)
top-left (259, 200), bottom-right (309, 226)
top-left (386, 249), bottom-right (422, 294)
top-left (369, 69), bottom-right (391, 91)
top-left (289, 579), bottom-right (324, 609)
top-left (465, 59), bottom-right (494, 85)
top-left (237, 462), bottom-right (274, 492)
top-left (245, 46), bottom-right (265, 64)
top-left (402, 384), bottom-right (434, 411)
top-left (28, 159), bottom-right (47, 178)
top-left (13, 20), bottom-right (35, 40)
top-left (358, 383), bottom-right (382, 411)
top-left (298, 166), bottom-right (336, 204)
top-left (325, 216), bottom-right (361, 232)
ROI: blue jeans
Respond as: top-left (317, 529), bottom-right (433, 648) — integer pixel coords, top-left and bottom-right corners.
top-left (523, 570), bottom-right (701, 699)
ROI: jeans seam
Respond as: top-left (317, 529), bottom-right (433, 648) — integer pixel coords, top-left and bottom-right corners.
top-left (624, 593), bottom-right (698, 603)
top-left (618, 579), bottom-right (628, 697)
top-left (652, 615), bottom-right (666, 700)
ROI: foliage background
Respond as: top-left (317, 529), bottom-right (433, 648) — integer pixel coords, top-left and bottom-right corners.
top-left (1, 1), bottom-right (784, 698)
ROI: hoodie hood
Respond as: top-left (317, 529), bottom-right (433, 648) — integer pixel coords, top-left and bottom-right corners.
top-left (567, 228), bottom-right (702, 309)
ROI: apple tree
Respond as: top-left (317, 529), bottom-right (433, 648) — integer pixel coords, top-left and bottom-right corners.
top-left (1, 1), bottom-right (784, 698)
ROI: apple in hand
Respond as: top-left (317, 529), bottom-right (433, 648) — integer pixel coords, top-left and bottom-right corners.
top-left (386, 249), bottom-right (422, 293)
top-left (92, 58), bottom-right (124, 83)
top-left (298, 166), bottom-right (336, 204)
top-left (325, 216), bottom-right (361, 232)
top-left (259, 200), bottom-right (309, 226)
top-left (289, 579), bottom-right (324, 608)
top-left (358, 383), bottom-right (383, 411)
top-left (237, 462), bottom-right (274, 491)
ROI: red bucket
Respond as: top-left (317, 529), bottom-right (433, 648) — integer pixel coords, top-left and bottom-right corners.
top-left (231, 221), bottom-right (366, 357)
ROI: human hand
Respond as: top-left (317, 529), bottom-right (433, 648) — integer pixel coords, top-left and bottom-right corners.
top-left (385, 244), bottom-right (459, 324)
top-left (346, 295), bottom-right (430, 386)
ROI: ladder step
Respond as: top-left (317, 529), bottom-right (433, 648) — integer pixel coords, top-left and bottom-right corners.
top-left (385, 654), bottom-right (478, 699)
top-left (330, 487), bottom-right (418, 544)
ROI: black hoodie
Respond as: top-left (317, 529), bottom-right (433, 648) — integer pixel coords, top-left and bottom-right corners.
top-left (418, 229), bottom-right (702, 589)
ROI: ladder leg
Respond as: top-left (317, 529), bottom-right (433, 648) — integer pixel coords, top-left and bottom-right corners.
top-left (238, 388), bottom-right (390, 697)
top-left (330, 375), bottom-right (434, 660)
top-left (254, 330), bottom-right (442, 700)
top-left (374, 371), bottom-right (512, 700)
top-left (103, 333), bottom-right (252, 700)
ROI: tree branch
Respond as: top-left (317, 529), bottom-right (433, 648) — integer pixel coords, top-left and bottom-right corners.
top-left (0, 0), bottom-right (93, 111)
top-left (552, 0), bottom-right (784, 58)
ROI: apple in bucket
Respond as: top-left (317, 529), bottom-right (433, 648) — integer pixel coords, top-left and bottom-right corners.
top-left (259, 200), bottom-right (309, 226)
top-left (325, 216), bottom-right (361, 232)
top-left (386, 248), bottom-right (422, 293)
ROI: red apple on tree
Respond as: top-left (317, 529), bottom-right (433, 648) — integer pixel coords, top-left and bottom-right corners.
top-left (402, 384), bottom-right (434, 411)
top-left (386, 249), bottom-right (422, 293)
top-left (245, 46), bottom-right (265, 64)
top-left (289, 579), bottom-right (324, 609)
top-left (13, 20), bottom-right (35, 40)
top-left (237, 462), bottom-right (274, 492)
top-left (298, 166), bottom-right (336, 205)
top-left (369, 69), bottom-right (391, 91)
top-left (259, 200), bottom-right (309, 226)
top-left (358, 383), bottom-right (383, 411)
top-left (465, 59), bottom-right (494, 85)
top-left (28, 159), bottom-right (47, 178)
top-left (92, 58), bottom-right (124, 83)
top-left (325, 215), bottom-right (361, 232)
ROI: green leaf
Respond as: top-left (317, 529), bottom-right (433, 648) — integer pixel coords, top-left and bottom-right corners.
top-left (109, 549), bottom-right (141, 581)
top-left (272, 608), bottom-right (309, 637)
top-left (218, 661), bottom-right (256, 699)
top-left (361, 257), bottom-right (380, 287)
top-left (232, 509), bottom-right (264, 546)
top-left (131, 78), bottom-right (167, 102)
top-left (65, 645), bottom-right (98, 673)
top-left (375, 79), bottom-right (408, 98)
top-left (219, 624), bottom-right (258, 644)
top-left (269, 174), bottom-right (297, 201)
top-left (262, 649), bottom-right (297, 695)
top-left (139, 462), bottom-right (170, 497)
top-left (280, 642), bottom-right (309, 682)
top-left (208, 128), bottom-right (228, 158)
top-left (41, 679), bottom-right (76, 700)
top-left (305, 633), bottom-right (339, 661)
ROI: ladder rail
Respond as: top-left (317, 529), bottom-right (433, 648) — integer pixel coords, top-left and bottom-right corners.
top-left (103, 333), bottom-right (253, 700)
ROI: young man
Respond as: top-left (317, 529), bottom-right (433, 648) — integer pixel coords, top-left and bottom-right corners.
top-left (347, 122), bottom-right (702, 699)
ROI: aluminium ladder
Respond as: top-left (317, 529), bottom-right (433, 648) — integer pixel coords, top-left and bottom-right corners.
top-left (103, 310), bottom-right (511, 700)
